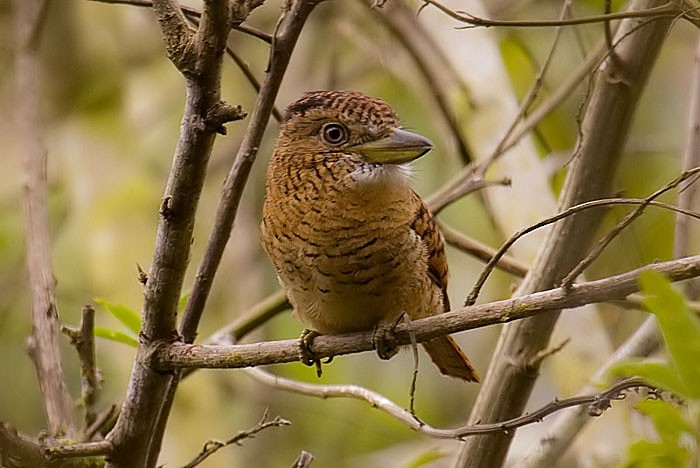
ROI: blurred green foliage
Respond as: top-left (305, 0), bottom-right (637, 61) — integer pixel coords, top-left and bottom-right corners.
top-left (610, 271), bottom-right (700, 468)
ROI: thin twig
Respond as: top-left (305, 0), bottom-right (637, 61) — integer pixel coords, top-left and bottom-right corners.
top-left (519, 315), bottom-right (661, 466)
top-left (291, 450), bottom-right (315, 468)
top-left (439, 221), bottom-right (529, 277)
top-left (561, 167), bottom-right (700, 287)
top-left (479, 0), bottom-right (575, 173)
top-left (426, 164), bottom-right (510, 216)
top-left (61, 305), bottom-right (101, 431)
top-left (244, 369), bottom-right (652, 439)
top-left (85, 404), bottom-right (118, 441)
top-left (210, 289), bottom-right (290, 343)
top-left (182, 14), bottom-right (283, 123)
top-left (180, 410), bottom-right (291, 468)
top-left (425, 38), bottom-right (606, 215)
top-left (154, 254), bottom-right (700, 370)
top-left (369, 1), bottom-right (473, 164)
top-left (225, 45), bottom-right (283, 122)
top-left (87, 0), bottom-right (273, 43)
top-left (466, 194), bottom-right (700, 307)
top-left (422, 0), bottom-right (680, 28)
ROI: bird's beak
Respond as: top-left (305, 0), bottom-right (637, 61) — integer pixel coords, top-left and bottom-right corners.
top-left (351, 128), bottom-right (433, 164)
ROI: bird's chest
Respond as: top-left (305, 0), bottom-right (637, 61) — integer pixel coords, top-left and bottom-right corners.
top-left (263, 188), bottom-right (431, 333)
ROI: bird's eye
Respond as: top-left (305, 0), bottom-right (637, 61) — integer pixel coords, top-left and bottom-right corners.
top-left (321, 123), bottom-right (348, 146)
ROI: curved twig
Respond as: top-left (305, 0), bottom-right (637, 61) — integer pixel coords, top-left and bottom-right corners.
top-left (244, 369), bottom-right (653, 439)
top-left (466, 194), bottom-right (700, 307)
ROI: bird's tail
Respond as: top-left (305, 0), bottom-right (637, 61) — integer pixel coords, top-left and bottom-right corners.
top-left (422, 336), bottom-right (480, 382)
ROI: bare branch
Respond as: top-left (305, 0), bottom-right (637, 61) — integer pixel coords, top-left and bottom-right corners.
top-left (44, 440), bottom-right (113, 459)
top-left (106, 0), bottom-right (237, 465)
top-left (15, 0), bottom-right (75, 437)
top-left (439, 221), bottom-right (529, 277)
top-left (369, 1), bottom-right (473, 165)
top-left (675, 38), bottom-right (700, 298)
top-left (458, 0), bottom-right (676, 464)
top-left (85, 405), bottom-right (118, 441)
top-left (562, 167), bottom-right (700, 287)
top-left (425, 38), bottom-right (606, 216)
top-left (291, 450), bottom-right (315, 468)
top-left (62, 305), bottom-right (101, 431)
top-left (146, 2), bottom-right (319, 465)
top-left (87, 0), bottom-right (273, 43)
top-left (180, 411), bottom-right (291, 468)
top-left (181, 0), bottom-right (319, 345)
top-left (245, 369), bottom-right (652, 439)
top-left (153, 254), bottom-right (700, 370)
top-left (211, 289), bottom-right (290, 343)
top-left (466, 195), bottom-right (700, 306)
top-left (422, 0), bottom-right (681, 28)
top-left (150, 0), bottom-right (196, 73)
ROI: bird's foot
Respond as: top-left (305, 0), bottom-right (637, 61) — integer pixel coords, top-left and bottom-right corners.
top-left (372, 316), bottom-right (403, 360)
top-left (298, 329), bottom-right (331, 377)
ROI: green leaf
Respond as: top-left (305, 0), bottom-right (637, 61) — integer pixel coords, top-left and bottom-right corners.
top-left (639, 271), bottom-right (700, 398)
top-left (607, 359), bottom-right (686, 396)
top-left (617, 439), bottom-right (690, 468)
top-left (94, 326), bottom-right (138, 347)
top-left (178, 293), bottom-right (190, 314)
top-left (635, 399), bottom-right (694, 444)
top-left (94, 297), bottom-right (141, 335)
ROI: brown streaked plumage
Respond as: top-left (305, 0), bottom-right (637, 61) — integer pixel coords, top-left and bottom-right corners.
top-left (261, 90), bottom-right (479, 382)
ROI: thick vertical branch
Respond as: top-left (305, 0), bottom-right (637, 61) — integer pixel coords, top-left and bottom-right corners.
top-left (675, 38), bottom-right (700, 298)
top-left (457, 2), bottom-right (676, 467)
top-left (181, 0), bottom-right (319, 346)
top-left (144, 2), bottom-right (318, 464)
top-left (519, 48), bottom-right (700, 460)
top-left (105, 1), bottom-right (237, 466)
top-left (15, 0), bottom-right (75, 437)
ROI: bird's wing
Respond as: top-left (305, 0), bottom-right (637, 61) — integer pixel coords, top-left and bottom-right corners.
top-left (410, 191), bottom-right (450, 312)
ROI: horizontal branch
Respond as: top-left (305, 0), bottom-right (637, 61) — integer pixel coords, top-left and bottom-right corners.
top-left (153, 254), bottom-right (700, 370)
top-left (45, 440), bottom-right (113, 459)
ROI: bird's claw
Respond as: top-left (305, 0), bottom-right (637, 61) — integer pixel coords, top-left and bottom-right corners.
top-left (298, 329), bottom-right (330, 377)
top-left (372, 321), bottom-right (400, 360)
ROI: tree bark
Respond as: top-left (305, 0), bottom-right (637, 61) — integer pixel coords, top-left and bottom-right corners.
top-left (457, 1), bottom-right (677, 466)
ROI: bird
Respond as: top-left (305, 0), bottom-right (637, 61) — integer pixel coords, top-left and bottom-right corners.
top-left (261, 90), bottom-right (479, 382)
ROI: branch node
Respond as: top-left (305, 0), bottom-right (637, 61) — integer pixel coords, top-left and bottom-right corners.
top-left (159, 195), bottom-right (175, 219)
top-left (527, 338), bottom-right (571, 370)
top-left (136, 263), bottom-right (148, 285)
top-left (205, 101), bottom-right (247, 134)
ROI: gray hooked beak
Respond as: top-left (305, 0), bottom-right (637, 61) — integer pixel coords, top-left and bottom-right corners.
top-left (351, 128), bottom-right (433, 164)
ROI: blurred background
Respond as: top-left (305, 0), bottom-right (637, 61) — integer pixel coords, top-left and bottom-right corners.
top-left (1, 0), bottom-right (698, 466)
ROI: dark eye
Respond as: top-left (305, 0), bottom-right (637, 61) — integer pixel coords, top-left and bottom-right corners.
top-left (321, 123), bottom-right (348, 145)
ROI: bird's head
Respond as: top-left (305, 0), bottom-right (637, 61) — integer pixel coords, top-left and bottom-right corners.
top-left (275, 90), bottom-right (433, 167)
